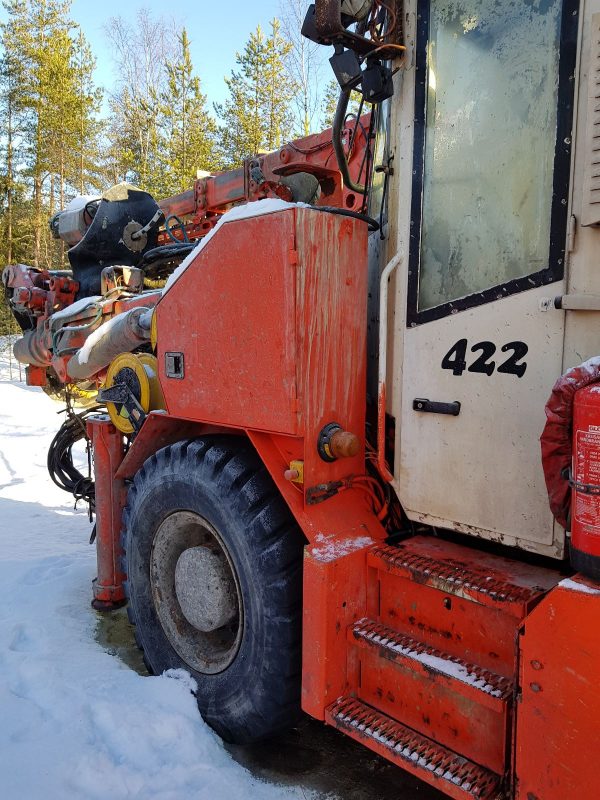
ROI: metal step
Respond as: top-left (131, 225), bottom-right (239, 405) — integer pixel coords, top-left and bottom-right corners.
top-left (326, 697), bottom-right (503, 800)
top-left (349, 619), bottom-right (511, 773)
top-left (368, 537), bottom-right (559, 618)
top-left (351, 618), bottom-right (512, 703)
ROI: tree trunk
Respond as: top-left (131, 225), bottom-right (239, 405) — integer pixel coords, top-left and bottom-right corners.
top-left (6, 91), bottom-right (13, 264)
top-left (33, 176), bottom-right (41, 268)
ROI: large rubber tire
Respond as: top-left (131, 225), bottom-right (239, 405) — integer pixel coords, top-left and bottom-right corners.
top-left (122, 437), bottom-right (303, 743)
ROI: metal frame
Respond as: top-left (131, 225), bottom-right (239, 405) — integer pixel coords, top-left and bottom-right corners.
top-left (406, 0), bottom-right (580, 326)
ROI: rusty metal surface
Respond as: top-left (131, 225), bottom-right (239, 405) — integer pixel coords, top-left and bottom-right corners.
top-left (515, 577), bottom-right (600, 800)
top-left (158, 206), bottom-right (368, 494)
top-left (87, 417), bottom-right (126, 608)
top-left (370, 537), bottom-right (559, 614)
top-left (295, 208), bottom-right (368, 490)
top-left (350, 619), bottom-right (511, 773)
top-left (326, 697), bottom-right (503, 800)
top-left (315, 0), bottom-right (345, 37)
top-left (158, 210), bottom-right (299, 433)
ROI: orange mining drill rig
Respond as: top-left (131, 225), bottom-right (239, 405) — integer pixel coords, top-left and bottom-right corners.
top-left (4, 1), bottom-right (600, 798)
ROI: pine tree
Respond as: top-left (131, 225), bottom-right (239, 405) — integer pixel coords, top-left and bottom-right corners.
top-left (158, 29), bottom-right (219, 196)
top-left (215, 20), bottom-right (295, 168)
top-left (0, 0), bottom-right (102, 268)
top-left (0, 0), bottom-right (28, 265)
top-left (71, 28), bottom-right (103, 195)
top-left (279, 0), bottom-right (322, 137)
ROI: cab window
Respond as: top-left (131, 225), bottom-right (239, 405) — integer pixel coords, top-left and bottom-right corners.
top-left (411, 0), bottom-right (573, 319)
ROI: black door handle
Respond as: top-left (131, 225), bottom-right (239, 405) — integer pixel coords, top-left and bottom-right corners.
top-left (413, 398), bottom-right (461, 416)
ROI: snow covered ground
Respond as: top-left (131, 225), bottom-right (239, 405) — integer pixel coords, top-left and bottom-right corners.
top-left (0, 339), bottom-right (308, 800)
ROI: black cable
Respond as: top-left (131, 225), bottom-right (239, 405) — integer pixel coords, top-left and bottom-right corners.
top-left (348, 94), bottom-right (366, 154)
top-left (379, 153), bottom-right (394, 240)
top-left (359, 111), bottom-right (377, 214)
top-left (333, 89), bottom-right (366, 194)
top-left (47, 407), bottom-right (100, 513)
top-left (164, 214), bottom-right (190, 244)
top-left (311, 205), bottom-right (380, 232)
top-left (141, 243), bottom-right (195, 265)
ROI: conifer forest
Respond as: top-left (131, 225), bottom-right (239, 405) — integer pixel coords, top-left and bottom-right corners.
top-left (0, 0), bottom-right (348, 334)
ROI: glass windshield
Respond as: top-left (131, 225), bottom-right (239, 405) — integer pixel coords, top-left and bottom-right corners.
top-left (418, 0), bottom-right (563, 311)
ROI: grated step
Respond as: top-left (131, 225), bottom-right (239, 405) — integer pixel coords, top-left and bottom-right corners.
top-left (352, 618), bottom-right (513, 702)
top-left (369, 537), bottom-right (559, 616)
top-left (327, 697), bottom-right (503, 800)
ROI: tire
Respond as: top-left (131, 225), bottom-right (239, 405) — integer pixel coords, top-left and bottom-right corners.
top-left (122, 436), bottom-right (303, 743)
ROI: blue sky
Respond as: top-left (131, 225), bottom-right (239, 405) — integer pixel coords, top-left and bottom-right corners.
top-left (71, 0), bottom-right (284, 105)
top-left (0, 0), bottom-right (299, 106)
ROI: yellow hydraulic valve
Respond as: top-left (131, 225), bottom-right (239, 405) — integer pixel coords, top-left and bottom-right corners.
top-left (104, 352), bottom-right (165, 434)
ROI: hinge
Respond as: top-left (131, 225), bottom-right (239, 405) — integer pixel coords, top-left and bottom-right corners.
top-left (288, 248), bottom-right (299, 266)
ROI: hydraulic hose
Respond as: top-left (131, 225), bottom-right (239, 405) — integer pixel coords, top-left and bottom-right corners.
top-left (333, 88), bottom-right (367, 194)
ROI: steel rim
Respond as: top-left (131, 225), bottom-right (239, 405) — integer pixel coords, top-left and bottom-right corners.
top-left (150, 510), bottom-right (243, 674)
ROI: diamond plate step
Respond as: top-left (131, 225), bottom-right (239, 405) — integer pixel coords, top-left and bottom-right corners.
top-left (351, 618), bottom-right (513, 703)
top-left (369, 536), bottom-right (559, 617)
top-left (326, 697), bottom-right (503, 800)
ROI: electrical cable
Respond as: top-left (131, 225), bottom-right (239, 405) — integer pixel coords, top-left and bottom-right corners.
top-left (359, 112), bottom-right (377, 214)
top-left (141, 243), bottom-right (195, 264)
top-left (333, 89), bottom-right (367, 194)
top-left (47, 405), bottom-right (102, 514)
top-left (311, 205), bottom-right (380, 232)
top-left (164, 214), bottom-right (190, 244)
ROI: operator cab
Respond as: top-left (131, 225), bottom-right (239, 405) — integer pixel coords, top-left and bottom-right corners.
top-left (307, 0), bottom-right (591, 559)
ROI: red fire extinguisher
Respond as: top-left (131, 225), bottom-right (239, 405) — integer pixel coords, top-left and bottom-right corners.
top-left (571, 384), bottom-right (600, 581)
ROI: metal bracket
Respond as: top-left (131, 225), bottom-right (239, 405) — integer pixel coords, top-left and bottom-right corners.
top-left (306, 481), bottom-right (343, 505)
top-left (567, 468), bottom-right (600, 496)
top-left (98, 384), bottom-right (147, 433)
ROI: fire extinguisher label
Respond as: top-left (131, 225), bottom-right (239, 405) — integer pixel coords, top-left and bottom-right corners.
top-left (574, 428), bottom-right (600, 532)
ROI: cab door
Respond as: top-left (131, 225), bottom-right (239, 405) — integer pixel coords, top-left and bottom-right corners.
top-left (396, 0), bottom-right (578, 555)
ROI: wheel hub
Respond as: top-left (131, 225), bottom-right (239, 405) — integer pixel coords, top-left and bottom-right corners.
top-left (174, 546), bottom-right (237, 632)
top-left (150, 510), bottom-right (243, 674)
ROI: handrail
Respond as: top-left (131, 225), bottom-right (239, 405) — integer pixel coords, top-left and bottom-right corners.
top-left (377, 252), bottom-right (403, 482)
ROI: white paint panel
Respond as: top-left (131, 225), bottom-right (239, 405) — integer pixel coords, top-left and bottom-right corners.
top-left (398, 285), bottom-right (565, 555)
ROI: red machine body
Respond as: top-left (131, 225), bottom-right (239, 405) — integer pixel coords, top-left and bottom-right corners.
top-left (87, 417), bottom-right (127, 610)
top-left (570, 384), bottom-right (600, 579)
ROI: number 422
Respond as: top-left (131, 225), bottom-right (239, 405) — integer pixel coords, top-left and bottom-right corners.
top-left (441, 339), bottom-right (528, 378)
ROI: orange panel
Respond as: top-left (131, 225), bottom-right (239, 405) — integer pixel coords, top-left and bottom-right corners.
top-left (295, 209), bottom-right (368, 489)
top-left (516, 576), bottom-right (600, 800)
top-left (301, 542), bottom-right (370, 719)
top-left (156, 206), bottom-right (368, 494)
top-left (353, 633), bottom-right (509, 773)
top-left (157, 210), bottom-right (299, 434)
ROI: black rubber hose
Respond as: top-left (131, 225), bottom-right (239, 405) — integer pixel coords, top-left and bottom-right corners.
top-left (47, 409), bottom-right (99, 511)
top-left (311, 205), bottom-right (380, 232)
top-left (333, 88), bottom-right (366, 195)
top-left (141, 243), bottom-right (195, 264)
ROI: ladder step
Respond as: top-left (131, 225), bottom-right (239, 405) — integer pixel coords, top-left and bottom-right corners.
top-left (369, 536), bottom-right (559, 617)
top-left (351, 618), bottom-right (513, 703)
top-left (326, 697), bottom-right (503, 800)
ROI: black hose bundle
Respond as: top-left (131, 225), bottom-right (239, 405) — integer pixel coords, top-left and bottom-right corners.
top-left (47, 408), bottom-right (99, 513)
